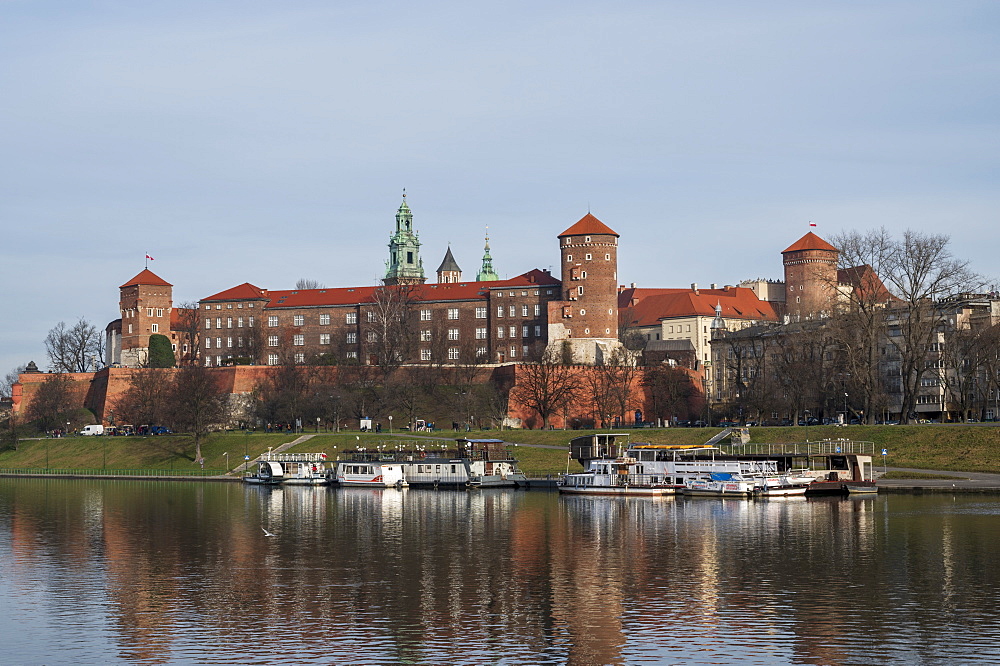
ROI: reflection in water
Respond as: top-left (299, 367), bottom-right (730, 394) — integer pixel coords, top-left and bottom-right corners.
top-left (2, 480), bottom-right (1000, 664)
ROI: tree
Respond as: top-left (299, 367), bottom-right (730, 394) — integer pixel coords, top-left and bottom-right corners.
top-left (165, 366), bottom-right (228, 464)
top-left (44, 319), bottom-right (104, 372)
top-left (113, 369), bottom-right (169, 426)
top-left (27, 373), bottom-right (74, 432)
top-left (148, 334), bottom-right (175, 368)
top-left (1, 366), bottom-right (25, 401)
top-left (511, 345), bottom-right (582, 429)
top-left (363, 284), bottom-right (417, 382)
top-left (252, 362), bottom-right (315, 427)
top-left (642, 365), bottom-right (698, 423)
top-left (295, 278), bottom-right (326, 290)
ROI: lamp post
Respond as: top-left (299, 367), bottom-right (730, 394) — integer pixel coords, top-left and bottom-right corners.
top-left (843, 392), bottom-right (849, 422)
top-left (316, 417), bottom-right (320, 433)
top-left (224, 451), bottom-right (229, 473)
top-left (388, 415), bottom-right (393, 434)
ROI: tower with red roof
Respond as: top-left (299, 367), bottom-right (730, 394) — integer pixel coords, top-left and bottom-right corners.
top-left (119, 268), bottom-right (174, 367)
top-left (547, 213), bottom-right (622, 363)
top-left (782, 231), bottom-right (839, 320)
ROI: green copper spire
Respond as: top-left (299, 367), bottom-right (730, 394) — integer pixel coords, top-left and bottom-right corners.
top-left (384, 189), bottom-right (426, 285)
top-left (476, 227), bottom-right (499, 282)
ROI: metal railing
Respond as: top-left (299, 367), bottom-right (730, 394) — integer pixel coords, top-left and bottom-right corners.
top-left (0, 468), bottom-right (228, 477)
top-left (723, 439), bottom-right (876, 456)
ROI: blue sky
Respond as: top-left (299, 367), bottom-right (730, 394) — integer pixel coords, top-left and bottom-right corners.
top-left (2, 1), bottom-right (998, 375)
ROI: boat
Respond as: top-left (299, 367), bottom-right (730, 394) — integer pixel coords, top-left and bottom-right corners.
top-left (753, 474), bottom-right (810, 497)
top-left (560, 433), bottom-right (784, 496)
top-left (338, 439), bottom-right (528, 488)
top-left (334, 460), bottom-right (408, 488)
top-left (243, 452), bottom-right (331, 485)
top-left (721, 439), bottom-right (879, 496)
top-left (683, 472), bottom-right (757, 497)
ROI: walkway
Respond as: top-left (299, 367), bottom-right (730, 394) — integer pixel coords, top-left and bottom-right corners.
top-left (878, 466), bottom-right (1000, 492)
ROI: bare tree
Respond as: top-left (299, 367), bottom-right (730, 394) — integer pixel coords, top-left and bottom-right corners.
top-left (295, 278), bottom-right (326, 290)
top-left (510, 344), bottom-right (582, 429)
top-left (363, 284), bottom-right (416, 382)
top-left (165, 366), bottom-right (228, 464)
top-left (26, 373), bottom-right (74, 432)
top-left (44, 319), bottom-right (105, 372)
top-left (1, 366), bottom-right (26, 400)
top-left (113, 369), bottom-right (170, 426)
top-left (642, 365), bottom-right (699, 423)
top-left (172, 302), bottom-right (201, 366)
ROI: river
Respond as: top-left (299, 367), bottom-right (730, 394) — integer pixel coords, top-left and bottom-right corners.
top-left (1, 479), bottom-right (998, 664)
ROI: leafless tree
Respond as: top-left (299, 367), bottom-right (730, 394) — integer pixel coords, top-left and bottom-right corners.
top-left (173, 302), bottom-right (202, 366)
top-left (511, 344), bottom-right (582, 429)
top-left (363, 284), bottom-right (417, 382)
top-left (44, 319), bottom-right (105, 372)
top-left (113, 369), bottom-right (170, 426)
top-left (295, 278), bottom-right (326, 290)
top-left (1, 366), bottom-right (25, 400)
top-left (642, 365), bottom-right (699, 423)
top-left (26, 373), bottom-right (74, 432)
top-left (165, 366), bottom-right (229, 464)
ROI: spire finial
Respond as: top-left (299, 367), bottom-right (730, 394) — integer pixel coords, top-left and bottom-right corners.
top-left (402, 187), bottom-right (406, 199)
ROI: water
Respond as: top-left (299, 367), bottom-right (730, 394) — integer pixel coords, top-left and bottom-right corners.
top-left (1, 480), bottom-right (999, 665)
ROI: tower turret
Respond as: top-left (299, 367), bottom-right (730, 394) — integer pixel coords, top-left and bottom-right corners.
top-left (781, 231), bottom-right (839, 321)
top-left (436, 246), bottom-right (462, 283)
top-left (476, 229), bottom-right (499, 282)
top-left (119, 268), bottom-right (174, 367)
top-left (384, 190), bottom-right (426, 286)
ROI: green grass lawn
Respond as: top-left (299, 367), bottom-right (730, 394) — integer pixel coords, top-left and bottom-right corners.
top-left (3, 424), bottom-right (1000, 478)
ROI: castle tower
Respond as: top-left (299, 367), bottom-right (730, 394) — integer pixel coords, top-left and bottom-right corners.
top-left (384, 191), bottom-right (426, 286)
top-left (436, 246), bottom-right (462, 283)
top-left (547, 213), bottom-right (621, 363)
top-left (119, 268), bottom-right (173, 367)
top-left (476, 230), bottom-right (500, 282)
top-left (781, 231), bottom-right (839, 321)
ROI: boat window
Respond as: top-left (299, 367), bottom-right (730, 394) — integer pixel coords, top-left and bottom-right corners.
top-left (639, 451), bottom-right (654, 461)
top-left (452, 465), bottom-right (457, 473)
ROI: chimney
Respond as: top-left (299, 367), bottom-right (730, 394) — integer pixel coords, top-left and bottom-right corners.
top-left (710, 283), bottom-right (717, 289)
top-left (691, 283), bottom-right (698, 294)
top-left (630, 282), bottom-right (636, 289)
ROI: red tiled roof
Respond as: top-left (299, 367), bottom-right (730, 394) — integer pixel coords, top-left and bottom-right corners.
top-left (782, 232), bottom-right (838, 254)
top-left (120, 269), bottom-right (172, 289)
top-left (618, 286), bottom-right (778, 327)
top-left (202, 271), bottom-right (562, 309)
top-left (202, 283), bottom-right (269, 302)
top-left (558, 213), bottom-right (619, 238)
top-left (170, 307), bottom-right (196, 328)
top-left (838, 265), bottom-right (894, 302)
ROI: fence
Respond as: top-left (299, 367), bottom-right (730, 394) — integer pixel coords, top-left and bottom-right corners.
top-left (0, 468), bottom-right (228, 477)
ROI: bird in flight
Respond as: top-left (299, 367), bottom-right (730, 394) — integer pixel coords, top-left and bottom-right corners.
top-left (262, 527), bottom-right (275, 537)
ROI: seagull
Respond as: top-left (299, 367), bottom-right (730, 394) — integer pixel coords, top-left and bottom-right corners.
top-left (261, 527), bottom-right (275, 537)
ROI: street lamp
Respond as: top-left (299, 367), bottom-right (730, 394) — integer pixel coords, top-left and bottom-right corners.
top-left (223, 451), bottom-right (229, 473)
top-left (388, 415), bottom-right (393, 434)
top-left (316, 417), bottom-right (321, 433)
top-left (843, 393), bottom-right (849, 422)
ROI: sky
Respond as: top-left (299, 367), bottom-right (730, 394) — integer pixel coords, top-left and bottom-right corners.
top-left (2, 0), bottom-right (998, 375)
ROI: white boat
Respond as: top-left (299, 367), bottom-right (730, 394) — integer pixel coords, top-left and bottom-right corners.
top-left (335, 460), bottom-right (408, 488)
top-left (561, 434), bottom-right (782, 497)
top-left (753, 474), bottom-right (810, 497)
top-left (683, 472), bottom-right (758, 497)
top-left (243, 452), bottom-right (331, 485)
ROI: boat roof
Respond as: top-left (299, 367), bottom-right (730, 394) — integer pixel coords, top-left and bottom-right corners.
top-left (629, 444), bottom-right (720, 450)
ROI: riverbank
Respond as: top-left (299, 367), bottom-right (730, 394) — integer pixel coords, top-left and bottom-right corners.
top-left (3, 423), bottom-right (999, 479)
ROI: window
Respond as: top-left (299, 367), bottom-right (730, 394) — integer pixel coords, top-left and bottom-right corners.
top-left (150, 323), bottom-right (158, 333)
top-left (294, 353), bottom-right (305, 364)
top-left (366, 331), bottom-right (377, 342)
top-left (367, 311), bottom-right (376, 323)
top-left (227, 317), bottom-right (233, 328)
top-left (216, 318), bottom-right (222, 328)
top-left (581, 271), bottom-right (587, 279)
top-left (227, 337), bottom-right (233, 348)
top-left (237, 303), bottom-right (243, 309)
top-left (156, 308), bottom-right (164, 317)
top-left (497, 306), bottom-right (504, 317)
top-left (347, 332), bottom-right (357, 344)
top-left (205, 318), bottom-right (212, 329)
top-left (238, 317), bottom-right (244, 328)
top-left (346, 351), bottom-right (358, 359)
top-left (509, 292), bottom-right (514, 297)
top-left (320, 334), bottom-right (331, 345)
top-left (476, 347), bottom-right (487, 358)
top-left (248, 316), bottom-right (254, 327)
top-left (476, 327), bottom-right (487, 340)
top-left (534, 325), bottom-right (541, 337)
top-left (216, 337), bottom-right (222, 349)
top-left (267, 354), bottom-right (279, 366)
top-left (585, 236), bottom-right (591, 242)
top-left (320, 314), bottom-right (330, 325)
top-left (420, 309), bottom-right (432, 321)
top-left (585, 254), bottom-right (592, 261)
top-left (268, 316), bottom-right (279, 327)
top-left (147, 308), bottom-right (154, 316)
top-left (268, 335), bottom-right (279, 347)
top-left (421, 349), bottom-right (432, 361)
top-left (248, 303), bottom-right (254, 308)
top-left (523, 345), bottom-right (529, 358)
top-left (448, 328), bottom-right (459, 340)
top-left (605, 254), bottom-right (610, 260)
top-left (497, 327), bottom-right (505, 339)
top-left (448, 347), bottom-right (460, 360)
top-left (293, 315), bottom-right (304, 326)
top-left (216, 305), bottom-right (222, 310)
top-left (475, 307), bottom-right (487, 319)
top-left (237, 338), bottom-right (243, 348)
top-left (534, 304), bottom-right (540, 316)
top-left (509, 346), bottom-right (517, 358)
top-left (509, 326), bottom-right (517, 338)
top-left (346, 312), bottom-right (357, 324)
top-left (566, 255), bottom-right (572, 262)
top-left (508, 306), bottom-right (515, 317)
top-left (447, 308), bottom-right (459, 320)
top-left (521, 305), bottom-right (528, 317)
top-left (577, 286), bottom-right (584, 296)
top-left (206, 337), bottom-right (213, 349)
top-left (204, 305), bottom-right (211, 310)
top-left (523, 325), bottom-right (529, 337)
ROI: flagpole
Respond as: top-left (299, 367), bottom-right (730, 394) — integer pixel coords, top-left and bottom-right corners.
top-left (145, 252), bottom-right (148, 269)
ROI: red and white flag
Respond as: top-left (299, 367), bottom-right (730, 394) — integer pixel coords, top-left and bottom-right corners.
top-left (809, 222), bottom-right (817, 227)
top-left (146, 254), bottom-right (155, 260)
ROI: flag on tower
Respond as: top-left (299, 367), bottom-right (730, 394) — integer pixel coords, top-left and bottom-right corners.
top-left (809, 222), bottom-right (817, 227)
top-left (146, 254), bottom-right (155, 260)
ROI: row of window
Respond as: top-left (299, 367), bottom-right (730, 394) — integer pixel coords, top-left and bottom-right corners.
top-left (205, 303), bottom-right (256, 310)
top-left (565, 253), bottom-right (611, 262)
top-left (207, 316), bottom-right (256, 330)
top-left (204, 303), bottom-right (550, 327)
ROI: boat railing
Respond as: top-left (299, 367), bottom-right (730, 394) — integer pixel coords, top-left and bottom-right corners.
top-left (671, 459), bottom-right (779, 475)
top-left (722, 439), bottom-right (875, 457)
top-left (261, 452), bottom-right (329, 463)
top-left (563, 471), bottom-right (674, 487)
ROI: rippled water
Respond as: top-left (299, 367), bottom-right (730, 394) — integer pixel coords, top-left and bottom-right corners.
top-left (1, 480), bottom-right (999, 664)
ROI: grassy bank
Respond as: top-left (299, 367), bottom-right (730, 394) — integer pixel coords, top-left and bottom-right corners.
top-left (2, 424), bottom-right (999, 477)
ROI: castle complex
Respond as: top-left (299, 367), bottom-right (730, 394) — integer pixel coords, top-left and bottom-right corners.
top-left (103, 195), bottom-right (847, 374)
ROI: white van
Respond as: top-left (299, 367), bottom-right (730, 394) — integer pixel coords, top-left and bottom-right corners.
top-left (79, 425), bottom-right (104, 436)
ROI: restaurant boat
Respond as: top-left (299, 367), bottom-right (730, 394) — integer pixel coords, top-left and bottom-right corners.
top-left (334, 460), bottom-right (408, 488)
top-left (243, 452), bottom-right (331, 486)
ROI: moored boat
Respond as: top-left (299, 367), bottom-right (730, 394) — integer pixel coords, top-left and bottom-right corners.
top-left (335, 460), bottom-right (408, 488)
top-left (243, 452), bottom-right (331, 485)
top-left (683, 472), bottom-right (757, 497)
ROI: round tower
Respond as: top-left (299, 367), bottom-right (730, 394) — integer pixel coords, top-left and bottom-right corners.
top-left (781, 231), bottom-right (839, 320)
top-left (553, 213), bottom-right (620, 363)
